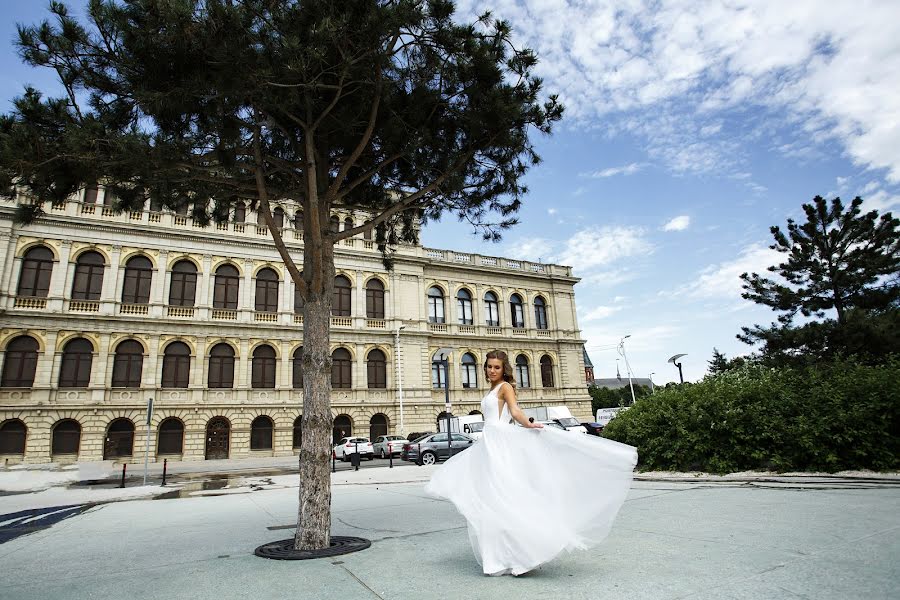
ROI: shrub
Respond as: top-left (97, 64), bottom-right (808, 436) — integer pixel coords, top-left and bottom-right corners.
top-left (601, 357), bottom-right (900, 473)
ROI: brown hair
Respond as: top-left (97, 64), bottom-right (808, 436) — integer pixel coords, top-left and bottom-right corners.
top-left (484, 350), bottom-right (516, 388)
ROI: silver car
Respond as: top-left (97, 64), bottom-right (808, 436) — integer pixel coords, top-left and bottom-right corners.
top-left (401, 432), bottom-right (475, 465)
top-left (372, 435), bottom-right (407, 458)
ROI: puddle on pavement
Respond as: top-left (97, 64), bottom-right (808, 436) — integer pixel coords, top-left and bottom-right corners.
top-left (153, 475), bottom-right (279, 500)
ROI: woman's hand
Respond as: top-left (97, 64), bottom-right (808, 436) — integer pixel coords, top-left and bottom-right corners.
top-left (527, 421), bottom-right (544, 429)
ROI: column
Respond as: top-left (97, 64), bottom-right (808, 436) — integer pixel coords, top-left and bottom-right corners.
top-left (278, 269), bottom-right (289, 324)
top-left (48, 240), bottom-right (73, 301)
top-left (153, 250), bottom-right (169, 305)
top-left (198, 254), bottom-right (212, 307)
top-left (386, 273), bottom-right (397, 322)
top-left (241, 260), bottom-right (254, 318)
top-left (355, 270), bottom-right (364, 320)
top-left (236, 337), bottom-right (250, 388)
top-left (0, 231), bottom-right (16, 308)
top-left (355, 343), bottom-right (366, 390)
top-left (93, 333), bottom-right (112, 388)
top-left (279, 340), bottom-right (292, 392)
top-left (145, 334), bottom-right (161, 387)
top-left (190, 336), bottom-right (207, 389)
top-left (101, 245), bottom-right (122, 314)
top-left (32, 331), bottom-right (59, 389)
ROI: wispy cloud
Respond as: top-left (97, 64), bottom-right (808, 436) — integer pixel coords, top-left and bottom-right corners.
top-left (581, 305), bottom-right (623, 321)
top-left (672, 243), bottom-right (782, 300)
top-left (662, 215), bottom-right (690, 231)
top-left (581, 162), bottom-right (645, 178)
top-left (556, 226), bottom-right (654, 275)
top-left (455, 0), bottom-right (900, 181)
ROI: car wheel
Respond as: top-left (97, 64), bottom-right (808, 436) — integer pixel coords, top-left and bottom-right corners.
top-left (421, 451), bottom-right (437, 466)
top-left (380, 449), bottom-right (386, 459)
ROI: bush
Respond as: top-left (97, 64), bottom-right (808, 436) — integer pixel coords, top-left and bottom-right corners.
top-left (601, 357), bottom-right (900, 473)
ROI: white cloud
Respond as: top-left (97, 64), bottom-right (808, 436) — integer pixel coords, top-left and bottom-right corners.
top-left (503, 237), bottom-right (554, 263)
top-left (674, 243), bottom-right (782, 300)
top-left (662, 215), bottom-right (690, 231)
top-left (454, 0), bottom-right (900, 181)
top-left (581, 162), bottom-right (645, 178)
top-left (862, 189), bottom-right (900, 213)
top-left (547, 207), bottom-right (558, 215)
top-left (582, 305), bottom-right (623, 321)
top-left (556, 226), bottom-right (654, 275)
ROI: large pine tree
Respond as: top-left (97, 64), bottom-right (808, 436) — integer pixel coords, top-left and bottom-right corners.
top-left (739, 196), bottom-right (899, 362)
top-left (0, 0), bottom-right (562, 550)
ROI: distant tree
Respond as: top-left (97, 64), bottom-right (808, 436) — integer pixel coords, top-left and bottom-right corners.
top-left (707, 347), bottom-right (746, 376)
top-left (739, 196), bottom-right (899, 363)
top-left (588, 384), bottom-right (650, 413)
top-left (0, 0), bottom-right (562, 551)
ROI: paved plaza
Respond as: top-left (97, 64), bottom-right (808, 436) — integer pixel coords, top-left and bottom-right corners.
top-left (1, 462), bottom-right (898, 600)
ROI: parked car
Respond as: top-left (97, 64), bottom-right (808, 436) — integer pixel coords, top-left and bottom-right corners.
top-left (333, 437), bottom-right (374, 461)
top-left (401, 432), bottom-right (475, 465)
top-left (581, 422), bottom-right (605, 436)
top-left (372, 435), bottom-right (408, 458)
top-left (407, 431), bottom-right (434, 441)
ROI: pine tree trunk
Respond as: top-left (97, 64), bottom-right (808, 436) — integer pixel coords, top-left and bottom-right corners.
top-left (294, 247), bottom-right (335, 550)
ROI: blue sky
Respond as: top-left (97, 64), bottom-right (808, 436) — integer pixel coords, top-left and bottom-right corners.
top-left (3, 2), bottom-right (899, 384)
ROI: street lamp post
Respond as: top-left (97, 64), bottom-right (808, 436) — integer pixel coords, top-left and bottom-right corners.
top-left (393, 325), bottom-right (406, 435)
top-left (668, 354), bottom-right (687, 384)
top-left (649, 372), bottom-right (655, 393)
top-left (433, 347), bottom-right (454, 457)
top-left (618, 335), bottom-right (637, 405)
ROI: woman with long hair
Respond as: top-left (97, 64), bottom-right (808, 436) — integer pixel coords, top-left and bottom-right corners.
top-left (425, 350), bottom-right (637, 576)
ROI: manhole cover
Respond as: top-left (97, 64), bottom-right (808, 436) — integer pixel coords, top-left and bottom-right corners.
top-left (254, 536), bottom-right (371, 560)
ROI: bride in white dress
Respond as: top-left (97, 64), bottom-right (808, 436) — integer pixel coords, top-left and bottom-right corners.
top-left (425, 350), bottom-right (638, 576)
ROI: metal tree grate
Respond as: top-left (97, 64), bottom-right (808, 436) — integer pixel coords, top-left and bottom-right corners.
top-left (254, 536), bottom-right (371, 560)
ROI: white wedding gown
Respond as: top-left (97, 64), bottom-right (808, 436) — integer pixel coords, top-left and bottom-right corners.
top-left (425, 381), bottom-right (638, 576)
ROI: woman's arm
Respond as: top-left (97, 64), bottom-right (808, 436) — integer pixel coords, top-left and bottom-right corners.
top-left (500, 382), bottom-right (543, 429)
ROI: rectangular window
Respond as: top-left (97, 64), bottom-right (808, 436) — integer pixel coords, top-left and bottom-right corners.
top-left (122, 269), bottom-right (152, 304)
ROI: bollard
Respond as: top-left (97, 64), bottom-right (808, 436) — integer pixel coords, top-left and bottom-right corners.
top-left (354, 440), bottom-right (359, 471)
top-left (389, 445), bottom-right (393, 468)
top-left (120, 463), bottom-right (127, 488)
top-left (332, 449), bottom-right (336, 473)
top-left (416, 443), bottom-right (422, 466)
top-left (161, 458), bottom-right (168, 487)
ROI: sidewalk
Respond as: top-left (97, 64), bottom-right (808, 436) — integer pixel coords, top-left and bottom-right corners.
top-left (1, 463), bottom-right (898, 600)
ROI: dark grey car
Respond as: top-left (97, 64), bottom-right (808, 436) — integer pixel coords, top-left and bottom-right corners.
top-left (401, 432), bottom-right (475, 465)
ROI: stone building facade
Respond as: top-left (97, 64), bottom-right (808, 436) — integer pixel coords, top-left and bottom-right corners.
top-left (0, 188), bottom-right (591, 464)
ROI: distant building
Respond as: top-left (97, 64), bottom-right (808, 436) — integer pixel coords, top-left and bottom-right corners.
top-left (582, 348), bottom-right (594, 383)
top-left (591, 377), bottom-right (654, 389)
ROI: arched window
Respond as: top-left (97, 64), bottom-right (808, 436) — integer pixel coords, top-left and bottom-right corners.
top-left (83, 184), bottom-right (99, 204)
top-left (293, 210), bottom-right (303, 232)
top-left (233, 202), bottom-right (246, 223)
top-left (461, 353), bottom-right (478, 388)
top-left (149, 196), bottom-right (163, 212)
top-left (329, 215), bottom-right (340, 234)
top-left (273, 207), bottom-right (285, 229)
top-left (343, 216), bottom-right (354, 234)
top-left (365, 279), bottom-right (385, 319)
top-left (122, 256), bottom-right (153, 304)
top-left (457, 288), bottom-right (473, 325)
top-left (208, 343), bottom-right (235, 388)
top-left (1, 336), bottom-right (39, 387)
top-left (255, 268), bottom-right (279, 313)
top-left (540, 355), bottom-right (554, 388)
top-left (515, 354), bottom-right (530, 388)
top-left (331, 348), bottom-right (352, 389)
top-left (161, 341), bottom-right (191, 388)
top-left (366, 349), bottom-right (386, 389)
top-left (71, 251), bottom-right (105, 300)
top-left (363, 226), bottom-right (373, 241)
top-left (214, 264), bottom-right (240, 309)
top-left (111, 340), bottom-right (143, 388)
top-left (168, 260), bottom-right (197, 306)
top-left (59, 338), bottom-right (93, 388)
top-left (174, 198), bottom-right (189, 216)
top-left (484, 291), bottom-right (500, 327)
top-left (427, 286), bottom-right (445, 324)
top-left (157, 418), bottom-right (184, 455)
top-left (431, 351), bottom-right (448, 389)
top-left (293, 415), bottom-right (303, 449)
top-left (17, 246), bottom-right (53, 298)
top-left (102, 188), bottom-right (116, 207)
top-left (292, 347), bottom-right (304, 389)
top-left (250, 416), bottom-right (274, 450)
top-left (333, 414), bottom-right (352, 444)
top-left (103, 418), bottom-right (134, 459)
top-left (333, 275), bottom-right (351, 316)
top-left (534, 296), bottom-right (548, 330)
top-left (51, 419), bottom-right (81, 455)
top-left (0, 419), bottom-right (27, 455)
top-left (251, 345), bottom-right (276, 389)
top-left (510, 293), bottom-right (525, 328)
top-left (369, 414), bottom-right (389, 440)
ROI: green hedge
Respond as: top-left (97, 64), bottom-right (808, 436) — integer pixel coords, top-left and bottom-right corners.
top-left (601, 358), bottom-right (900, 473)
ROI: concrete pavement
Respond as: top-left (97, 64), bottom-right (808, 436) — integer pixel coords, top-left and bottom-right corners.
top-left (0, 464), bottom-right (898, 600)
